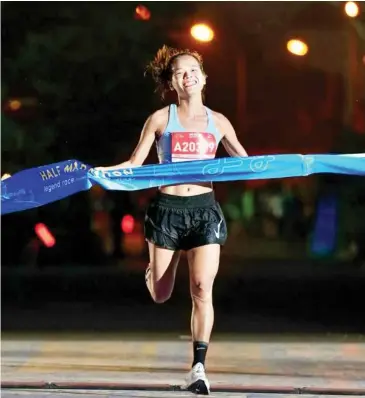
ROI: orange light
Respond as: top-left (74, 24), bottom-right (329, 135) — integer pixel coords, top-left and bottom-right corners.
top-left (287, 39), bottom-right (308, 56)
top-left (345, 1), bottom-right (359, 17)
top-left (134, 5), bottom-right (151, 21)
top-left (190, 23), bottom-right (214, 43)
top-left (35, 223), bottom-right (56, 248)
top-left (8, 99), bottom-right (22, 111)
top-left (121, 214), bottom-right (135, 234)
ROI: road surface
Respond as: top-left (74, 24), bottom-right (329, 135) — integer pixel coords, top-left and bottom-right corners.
top-left (2, 332), bottom-right (365, 397)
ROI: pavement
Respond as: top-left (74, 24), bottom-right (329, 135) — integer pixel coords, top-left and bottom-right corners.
top-left (3, 259), bottom-right (365, 397)
top-left (2, 332), bottom-right (365, 397)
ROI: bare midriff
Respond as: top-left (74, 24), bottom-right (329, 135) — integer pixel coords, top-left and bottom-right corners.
top-left (160, 182), bottom-right (213, 196)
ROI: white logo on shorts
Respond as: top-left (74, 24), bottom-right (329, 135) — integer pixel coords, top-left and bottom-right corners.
top-left (214, 218), bottom-right (223, 239)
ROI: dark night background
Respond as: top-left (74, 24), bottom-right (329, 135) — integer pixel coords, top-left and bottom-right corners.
top-left (1, 2), bottom-right (365, 335)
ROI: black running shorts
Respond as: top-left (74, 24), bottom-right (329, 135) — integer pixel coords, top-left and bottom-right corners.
top-left (144, 191), bottom-right (228, 251)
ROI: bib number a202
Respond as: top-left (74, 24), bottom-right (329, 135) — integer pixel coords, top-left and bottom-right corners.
top-left (171, 132), bottom-right (217, 157)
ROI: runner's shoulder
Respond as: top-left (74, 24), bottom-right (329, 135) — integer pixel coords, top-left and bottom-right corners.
top-left (148, 106), bottom-right (170, 133)
top-left (210, 109), bottom-right (231, 133)
top-left (150, 106), bottom-right (169, 123)
top-left (210, 109), bottom-right (228, 123)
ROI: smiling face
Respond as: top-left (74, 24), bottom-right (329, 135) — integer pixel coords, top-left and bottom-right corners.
top-left (170, 54), bottom-right (206, 99)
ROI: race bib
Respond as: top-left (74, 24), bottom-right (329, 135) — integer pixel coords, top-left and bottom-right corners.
top-left (171, 132), bottom-right (217, 162)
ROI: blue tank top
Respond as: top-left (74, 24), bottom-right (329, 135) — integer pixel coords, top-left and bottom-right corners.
top-left (156, 104), bottom-right (222, 164)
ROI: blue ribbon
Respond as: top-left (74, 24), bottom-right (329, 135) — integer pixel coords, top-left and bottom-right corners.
top-left (1, 154), bottom-right (364, 215)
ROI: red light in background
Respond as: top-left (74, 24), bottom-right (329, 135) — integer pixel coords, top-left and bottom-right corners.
top-left (34, 223), bottom-right (56, 248)
top-left (121, 215), bottom-right (135, 234)
top-left (134, 5), bottom-right (151, 20)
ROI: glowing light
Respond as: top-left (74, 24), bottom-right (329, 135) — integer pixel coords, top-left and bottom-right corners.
top-left (134, 5), bottom-right (151, 21)
top-left (8, 99), bottom-right (22, 111)
top-left (1, 173), bottom-right (11, 180)
top-left (35, 223), bottom-right (56, 248)
top-left (121, 215), bottom-right (135, 234)
top-left (287, 39), bottom-right (309, 56)
top-left (190, 23), bottom-right (214, 43)
top-left (345, 1), bottom-right (359, 17)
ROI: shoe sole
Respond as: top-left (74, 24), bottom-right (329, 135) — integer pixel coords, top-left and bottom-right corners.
top-left (145, 267), bottom-right (151, 282)
top-left (187, 379), bottom-right (210, 395)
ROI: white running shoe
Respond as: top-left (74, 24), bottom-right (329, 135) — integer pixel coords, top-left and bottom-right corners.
top-left (184, 362), bottom-right (210, 395)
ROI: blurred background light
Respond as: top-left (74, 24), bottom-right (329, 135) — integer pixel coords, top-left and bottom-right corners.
top-left (287, 39), bottom-right (309, 56)
top-left (190, 23), bottom-right (214, 42)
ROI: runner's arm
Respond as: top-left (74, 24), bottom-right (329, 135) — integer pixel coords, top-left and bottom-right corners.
top-left (217, 114), bottom-right (248, 157)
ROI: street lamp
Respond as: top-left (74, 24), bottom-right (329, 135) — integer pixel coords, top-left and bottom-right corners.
top-left (287, 39), bottom-right (309, 56)
top-left (190, 23), bottom-right (214, 43)
top-left (344, 1), bottom-right (359, 18)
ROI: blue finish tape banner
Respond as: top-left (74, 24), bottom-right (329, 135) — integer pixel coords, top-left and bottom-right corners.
top-left (1, 153), bottom-right (364, 215)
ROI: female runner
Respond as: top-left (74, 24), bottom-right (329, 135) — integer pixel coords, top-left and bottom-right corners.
top-left (97, 45), bottom-right (248, 395)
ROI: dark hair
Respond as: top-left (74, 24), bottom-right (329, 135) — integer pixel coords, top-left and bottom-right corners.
top-left (145, 45), bottom-right (206, 100)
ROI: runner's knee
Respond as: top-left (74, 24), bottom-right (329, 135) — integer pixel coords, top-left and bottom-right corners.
top-left (191, 279), bottom-right (213, 303)
top-left (150, 286), bottom-right (172, 303)
top-left (146, 262), bottom-right (173, 304)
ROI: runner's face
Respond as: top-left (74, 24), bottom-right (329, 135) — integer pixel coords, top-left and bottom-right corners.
top-left (170, 55), bottom-right (206, 97)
